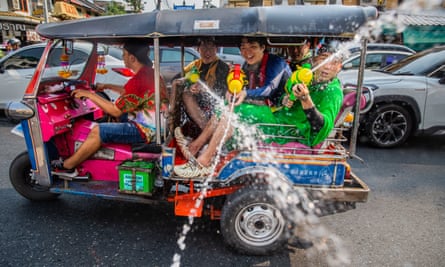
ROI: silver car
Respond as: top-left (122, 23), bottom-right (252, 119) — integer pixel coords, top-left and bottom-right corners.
top-left (0, 42), bottom-right (128, 115)
top-left (338, 45), bottom-right (445, 148)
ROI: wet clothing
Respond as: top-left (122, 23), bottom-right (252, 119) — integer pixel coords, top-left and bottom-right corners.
top-left (242, 52), bottom-right (292, 106)
top-left (101, 65), bottom-right (167, 144)
top-left (236, 77), bottom-right (343, 147)
top-left (176, 58), bottom-right (229, 138)
top-left (185, 58), bottom-right (229, 97)
top-left (183, 58), bottom-right (229, 118)
top-left (273, 77), bottom-right (343, 146)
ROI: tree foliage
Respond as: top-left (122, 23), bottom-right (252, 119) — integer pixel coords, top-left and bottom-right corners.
top-left (125, 0), bottom-right (145, 13)
top-left (104, 1), bottom-right (127, 15)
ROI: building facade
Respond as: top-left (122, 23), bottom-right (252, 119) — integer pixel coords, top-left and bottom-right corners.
top-left (0, 0), bottom-right (104, 46)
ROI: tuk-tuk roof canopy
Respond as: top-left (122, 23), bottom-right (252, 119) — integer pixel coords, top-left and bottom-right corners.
top-left (37, 5), bottom-right (377, 45)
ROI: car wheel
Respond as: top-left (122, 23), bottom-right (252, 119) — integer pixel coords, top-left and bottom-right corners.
top-left (366, 104), bottom-right (413, 148)
top-left (220, 184), bottom-right (290, 255)
top-left (9, 151), bottom-right (59, 201)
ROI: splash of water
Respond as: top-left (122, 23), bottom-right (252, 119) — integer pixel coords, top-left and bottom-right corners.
top-left (171, 2), bottom-right (437, 264)
top-left (171, 78), bottom-right (351, 266)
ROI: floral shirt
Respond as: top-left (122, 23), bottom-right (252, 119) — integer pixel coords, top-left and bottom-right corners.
top-left (115, 65), bottom-right (168, 143)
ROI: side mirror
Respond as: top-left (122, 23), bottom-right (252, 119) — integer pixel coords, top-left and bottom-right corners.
top-left (439, 77), bottom-right (445, 84)
top-left (0, 64), bottom-right (4, 74)
top-left (64, 40), bottom-right (74, 55)
top-left (343, 62), bottom-right (353, 70)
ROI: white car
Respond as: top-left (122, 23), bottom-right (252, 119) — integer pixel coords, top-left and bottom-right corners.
top-left (0, 42), bottom-right (129, 115)
top-left (217, 47), bottom-right (244, 66)
top-left (338, 45), bottom-right (445, 148)
top-left (342, 43), bottom-right (415, 71)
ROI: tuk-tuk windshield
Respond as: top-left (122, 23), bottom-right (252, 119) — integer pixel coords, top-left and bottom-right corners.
top-left (41, 40), bottom-right (92, 80)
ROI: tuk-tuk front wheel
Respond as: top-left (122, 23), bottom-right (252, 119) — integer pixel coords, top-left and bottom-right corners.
top-left (9, 151), bottom-right (59, 201)
top-left (220, 185), bottom-right (289, 255)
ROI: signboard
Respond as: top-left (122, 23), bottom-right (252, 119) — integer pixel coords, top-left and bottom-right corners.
top-left (54, 2), bottom-right (80, 19)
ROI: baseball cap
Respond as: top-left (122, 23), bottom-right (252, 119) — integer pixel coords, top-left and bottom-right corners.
top-left (123, 40), bottom-right (150, 65)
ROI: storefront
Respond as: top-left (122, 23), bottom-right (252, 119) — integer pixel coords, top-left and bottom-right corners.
top-left (0, 15), bottom-right (43, 47)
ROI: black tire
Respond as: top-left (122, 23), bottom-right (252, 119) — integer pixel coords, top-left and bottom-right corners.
top-left (9, 151), bottom-right (59, 201)
top-left (365, 104), bottom-right (413, 148)
top-left (220, 184), bottom-right (290, 255)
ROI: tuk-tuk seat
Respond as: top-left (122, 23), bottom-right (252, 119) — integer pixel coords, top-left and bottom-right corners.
top-left (256, 91), bottom-right (366, 155)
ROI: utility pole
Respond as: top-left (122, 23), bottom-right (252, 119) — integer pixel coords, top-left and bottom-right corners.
top-left (43, 0), bottom-right (49, 23)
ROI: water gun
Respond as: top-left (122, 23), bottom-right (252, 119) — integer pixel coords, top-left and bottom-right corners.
top-left (184, 66), bottom-right (200, 86)
top-left (284, 63), bottom-right (313, 101)
top-left (226, 64), bottom-right (248, 94)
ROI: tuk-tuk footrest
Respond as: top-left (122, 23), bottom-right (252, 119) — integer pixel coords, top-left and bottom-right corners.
top-left (174, 195), bottom-right (203, 217)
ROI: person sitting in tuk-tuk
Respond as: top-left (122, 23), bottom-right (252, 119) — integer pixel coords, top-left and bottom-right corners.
top-left (170, 37), bottom-right (230, 137)
top-left (174, 37), bottom-right (291, 160)
top-left (174, 45), bottom-right (344, 178)
top-left (288, 39), bottom-right (313, 72)
top-left (51, 40), bottom-right (168, 176)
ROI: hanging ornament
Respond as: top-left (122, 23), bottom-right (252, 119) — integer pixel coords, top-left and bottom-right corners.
top-left (96, 52), bottom-right (108, 74)
top-left (58, 53), bottom-right (72, 78)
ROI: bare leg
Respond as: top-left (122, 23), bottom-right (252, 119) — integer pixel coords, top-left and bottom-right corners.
top-left (183, 91), bottom-right (208, 130)
top-left (188, 116), bottom-right (218, 156)
top-left (63, 125), bottom-right (102, 169)
top-left (196, 116), bottom-right (233, 167)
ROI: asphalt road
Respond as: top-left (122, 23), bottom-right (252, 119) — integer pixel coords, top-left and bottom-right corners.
top-left (0, 118), bottom-right (444, 267)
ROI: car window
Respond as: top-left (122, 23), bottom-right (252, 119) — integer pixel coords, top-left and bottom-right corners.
top-left (159, 49), bottom-right (197, 63)
top-left (430, 65), bottom-right (445, 79)
top-left (42, 41), bottom-right (92, 80)
top-left (384, 49), bottom-right (445, 76)
top-left (365, 54), bottom-right (384, 69)
top-left (3, 47), bottom-right (44, 69)
top-left (221, 47), bottom-right (241, 56)
top-left (384, 54), bottom-right (407, 66)
top-left (47, 47), bottom-right (89, 67)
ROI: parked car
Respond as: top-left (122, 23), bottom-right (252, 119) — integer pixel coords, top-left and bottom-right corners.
top-left (338, 45), bottom-right (445, 148)
top-left (149, 46), bottom-right (200, 88)
top-left (342, 43), bottom-right (415, 71)
top-left (110, 45), bottom-right (244, 87)
top-left (348, 43), bottom-right (416, 54)
top-left (0, 42), bottom-right (129, 115)
top-left (107, 45), bottom-right (201, 89)
top-left (217, 46), bottom-right (244, 65)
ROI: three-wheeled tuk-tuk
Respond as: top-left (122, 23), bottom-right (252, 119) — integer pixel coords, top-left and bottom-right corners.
top-left (6, 5), bottom-right (377, 255)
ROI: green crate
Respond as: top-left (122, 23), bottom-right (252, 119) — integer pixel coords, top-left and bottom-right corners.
top-left (118, 161), bottom-right (155, 194)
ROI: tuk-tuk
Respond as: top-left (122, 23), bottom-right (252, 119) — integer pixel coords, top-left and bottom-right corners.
top-left (6, 5), bottom-right (377, 255)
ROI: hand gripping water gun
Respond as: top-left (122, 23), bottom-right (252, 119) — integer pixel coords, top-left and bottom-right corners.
top-left (284, 63), bottom-right (313, 101)
top-left (226, 64), bottom-right (248, 94)
top-left (184, 66), bottom-right (200, 86)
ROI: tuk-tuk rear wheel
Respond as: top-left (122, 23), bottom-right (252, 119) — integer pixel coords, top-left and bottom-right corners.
top-left (220, 184), bottom-right (289, 255)
top-left (9, 151), bottom-right (59, 201)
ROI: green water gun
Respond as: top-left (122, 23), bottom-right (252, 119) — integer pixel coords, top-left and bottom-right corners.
top-left (284, 63), bottom-right (313, 102)
top-left (184, 66), bottom-right (200, 87)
